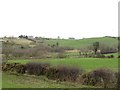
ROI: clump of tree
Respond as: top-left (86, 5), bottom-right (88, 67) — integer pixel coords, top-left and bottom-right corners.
top-left (87, 42), bottom-right (118, 57)
top-left (78, 68), bottom-right (117, 88)
top-left (18, 35), bottom-right (28, 39)
top-left (99, 44), bottom-right (117, 54)
top-left (93, 42), bottom-right (99, 54)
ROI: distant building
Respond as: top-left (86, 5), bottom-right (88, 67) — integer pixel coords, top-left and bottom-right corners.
top-left (28, 36), bottom-right (34, 39)
top-left (69, 37), bottom-right (75, 40)
top-left (35, 37), bottom-right (42, 40)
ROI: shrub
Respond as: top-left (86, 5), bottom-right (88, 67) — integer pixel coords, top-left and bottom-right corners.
top-left (118, 55), bottom-right (120, 58)
top-left (57, 66), bottom-right (81, 81)
top-left (110, 55), bottom-right (114, 58)
top-left (115, 72), bottom-right (120, 89)
top-left (2, 63), bottom-right (19, 71)
top-left (2, 63), bottom-right (15, 71)
top-left (57, 53), bottom-right (66, 58)
top-left (15, 64), bottom-right (26, 74)
top-left (26, 62), bottom-right (50, 76)
top-left (53, 47), bottom-right (65, 53)
top-left (95, 54), bottom-right (105, 58)
top-left (106, 55), bottom-right (114, 58)
top-left (81, 68), bottom-right (114, 88)
top-left (46, 66), bottom-right (59, 80)
top-left (46, 66), bottom-right (82, 82)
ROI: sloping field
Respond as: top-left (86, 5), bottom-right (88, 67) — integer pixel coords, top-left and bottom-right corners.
top-left (2, 72), bottom-right (94, 88)
top-left (4, 38), bottom-right (33, 45)
top-left (8, 58), bottom-right (118, 72)
top-left (3, 37), bottom-right (118, 49)
top-left (44, 37), bottom-right (118, 49)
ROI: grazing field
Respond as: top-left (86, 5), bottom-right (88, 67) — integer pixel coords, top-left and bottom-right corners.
top-left (3, 37), bottom-right (118, 49)
top-left (2, 72), bottom-right (95, 88)
top-left (2, 36), bottom-right (119, 88)
top-left (8, 58), bottom-right (118, 72)
top-left (44, 37), bottom-right (118, 49)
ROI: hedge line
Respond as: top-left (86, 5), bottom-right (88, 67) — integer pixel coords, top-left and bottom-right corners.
top-left (2, 62), bottom-right (119, 88)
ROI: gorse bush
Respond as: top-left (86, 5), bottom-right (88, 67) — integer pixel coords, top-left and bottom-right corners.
top-left (2, 63), bottom-right (26, 74)
top-left (81, 68), bottom-right (115, 88)
top-left (46, 66), bottom-right (59, 80)
top-left (2, 63), bottom-right (18, 71)
top-left (15, 64), bottom-right (26, 74)
top-left (46, 66), bottom-right (82, 82)
top-left (26, 62), bottom-right (50, 76)
top-left (57, 66), bottom-right (81, 81)
top-left (2, 62), bottom-right (118, 88)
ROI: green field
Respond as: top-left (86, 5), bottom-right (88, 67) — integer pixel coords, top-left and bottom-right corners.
top-left (8, 58), bottom-right (118, 72)
top-left (2, 36), bottom-right (119, 88)
top-left (3, 58), bottom-right (118, 88)
top-left (2, 72), bottom-right (95, 88)
top-left (3, 37), bottom-right (118, 49)
top-left (44, 37), bottom-right (118, 49)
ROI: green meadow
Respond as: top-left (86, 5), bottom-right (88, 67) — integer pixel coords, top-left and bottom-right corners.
top-left (4, 37), bottom-right (118, 49)
top-left (44, 37), bottom-right (118, 49)
top-left (2, 36), bottom-right (119, 88)
top-left (8, 58), bottom-right (118, 72)
top-left (2, 72), bottom-right (95, 88)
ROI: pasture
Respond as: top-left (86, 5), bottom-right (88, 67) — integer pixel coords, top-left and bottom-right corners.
top-left (8, 58), bottom-right (118, 72)
top-left (2, 36), bottom-right (119, 88)
top-left (44, 37), bottom-right (118, 49)
top-left (3, 37), bottom-right (118, 49)
top-left (2, 72), bottom-right (95, 88)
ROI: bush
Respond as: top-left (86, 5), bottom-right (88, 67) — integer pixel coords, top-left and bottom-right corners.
top-left (2, 63), bottom-right (15, 71)
top-left (58, 66), bottom-right (81, 81)
top-left (2, 63), bottom-right (25, 73)
top-left (57, 53), bottom-right (66, 58)
top-left (118, 55), bottom-right (120, 58)
top-left (110, 55), bottom-right (114, 58)
top-left (46, 66), bottom-right (82, 82)
top-left (15, 64), bottom-right (26, 74)
top-left (2, 41), bottom-right (55, 59)
top-left (95, 54), bottom-right (105, 58)
top-left (46, 66), bottom-right (59, 80)
top-left (115, 72), bottom-right (120, 89)
top-left (26, 62), bottom-right (50, 76)
top-left (106, 55), bottom-right (114, 58)
top-left (81, 68), bottom-right (115, 88)
top-left (53, 47), bottom-right (65, 53)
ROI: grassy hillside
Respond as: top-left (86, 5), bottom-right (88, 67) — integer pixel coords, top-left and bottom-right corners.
top-left (3, 38), bottom-right (34, 45)
top-left (3, 37), bottom-right (118, 49)
top-left (2, 72), bottom-right (94, 88)
top-left (41, 37), bottom-right (118, 49)
top-left (8, 58), bottom-right (118, 72)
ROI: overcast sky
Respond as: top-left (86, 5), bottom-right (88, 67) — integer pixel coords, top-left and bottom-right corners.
top-left (0, 0), bottom-right (119, 39)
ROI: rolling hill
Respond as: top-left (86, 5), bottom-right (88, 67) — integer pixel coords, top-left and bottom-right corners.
top-left (2, 36), bottom-right (118, 49)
